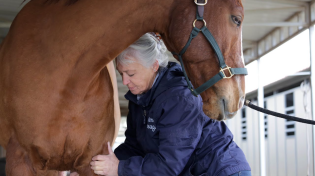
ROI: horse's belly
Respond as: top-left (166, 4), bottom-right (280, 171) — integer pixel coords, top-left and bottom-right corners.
top-left (11, 97), bottom-right (114, 171)
top-left (0, 63), bottom-right (115, 170)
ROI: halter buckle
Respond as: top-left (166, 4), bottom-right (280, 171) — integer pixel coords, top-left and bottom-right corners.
top-left (194, 0), bottom-right (207, 6)
top-left (220, 66), bottom-right (234, 79)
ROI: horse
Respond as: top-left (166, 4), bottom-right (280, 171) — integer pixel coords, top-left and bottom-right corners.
top-left (0, 0), bottom-right (246, 175)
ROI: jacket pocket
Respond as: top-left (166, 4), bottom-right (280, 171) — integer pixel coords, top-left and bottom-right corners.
top-left (189, 162), bottom-right (208, 176)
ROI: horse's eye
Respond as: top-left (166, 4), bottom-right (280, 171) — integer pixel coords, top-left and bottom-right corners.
top-left (231, 15), bottom-right (241, 27)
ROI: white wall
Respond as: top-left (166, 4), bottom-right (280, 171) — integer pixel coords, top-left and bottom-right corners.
top-left (228, 86), bottom-right (313, 176)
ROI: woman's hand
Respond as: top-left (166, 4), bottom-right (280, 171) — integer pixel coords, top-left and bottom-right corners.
top-left (59, 171), bottom-right (78, 176)
top-left (58, 171), bottom-right (68, 176)
top-left (90, 142), bottom-right (119, 176)
top-left (69, 172), bottom-right (79, 176)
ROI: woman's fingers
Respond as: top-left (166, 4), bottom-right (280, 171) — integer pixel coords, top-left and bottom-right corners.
top-left (92, 155), bottom-right (107, 161)
top-left (91, 165), bottom-right (101, 171)
top-left (93, 170), bottom-right (105, 175)
top-left (92, 143), bottom-right (113, 162)
top-left (58, 171), bottom-right (67, 176)
top-left (90, 142), bottom-right (119, 176)
top-left (91, 161), bottom-right (107, 170)
top-left (69, 172), bottom-right (79, 176)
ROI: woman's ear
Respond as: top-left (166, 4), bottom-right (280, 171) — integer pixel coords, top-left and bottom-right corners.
top-left (153, 60), bottom-right (159, 72)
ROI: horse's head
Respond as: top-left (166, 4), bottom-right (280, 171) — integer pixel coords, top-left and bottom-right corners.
top-left (163, 0), bottom-right (245, 121)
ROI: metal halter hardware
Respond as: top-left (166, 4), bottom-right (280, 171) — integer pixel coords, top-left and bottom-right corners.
top-left (172, 0), bottom-right (248, 96)
top-left (194, 0), bottom-right (207, 5)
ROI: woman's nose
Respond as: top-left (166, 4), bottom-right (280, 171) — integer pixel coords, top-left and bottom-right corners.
top-left (122, 75), bottom-right (130, 85)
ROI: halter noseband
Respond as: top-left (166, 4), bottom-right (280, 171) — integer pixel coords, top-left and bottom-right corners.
top-left (172, 0), bottom-right (248, 96)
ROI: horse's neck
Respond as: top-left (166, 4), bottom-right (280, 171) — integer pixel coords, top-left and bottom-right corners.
top-left (19, 0), bottom-right (173, 65)
top-left (91, 0), bottom-right (173, 61)
top-left (0, 0), bottom-right (174, 94)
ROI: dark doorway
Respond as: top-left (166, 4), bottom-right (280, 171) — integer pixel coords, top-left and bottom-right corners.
top-left (0, 158), bottom-right (5, 176)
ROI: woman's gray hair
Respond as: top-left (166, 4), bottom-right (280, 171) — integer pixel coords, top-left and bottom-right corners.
top-left (116, 33), bottom-right (169, 68)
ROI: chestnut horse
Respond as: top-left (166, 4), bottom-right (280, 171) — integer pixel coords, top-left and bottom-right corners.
top-left (0, 0), bottom-right (246, 175)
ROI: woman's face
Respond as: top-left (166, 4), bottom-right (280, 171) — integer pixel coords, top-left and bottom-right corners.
top-left (116, 58), bottom-right (159, 95)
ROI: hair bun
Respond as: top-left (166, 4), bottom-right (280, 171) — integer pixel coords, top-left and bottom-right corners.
top-left (149, 32), bottom-right (162, 43)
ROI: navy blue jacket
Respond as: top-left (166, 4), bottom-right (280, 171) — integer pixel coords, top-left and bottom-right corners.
top-left (114, 62), bottom-right (251, 176)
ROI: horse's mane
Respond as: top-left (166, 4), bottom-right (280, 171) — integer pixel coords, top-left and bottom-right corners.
top-left (23, 0), bottom-right (79, 5)
top-left (23, 0), bottom-right (242, 7)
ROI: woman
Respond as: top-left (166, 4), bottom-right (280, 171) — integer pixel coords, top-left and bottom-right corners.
top-left (83, 33), bottom-right (251, 176)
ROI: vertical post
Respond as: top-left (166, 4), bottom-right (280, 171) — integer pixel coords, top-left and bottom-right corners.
top-left (309, 23), bottom-right (315, 176)
top-left (257, 58), bottom-right (266, 176)
top-left (308, 2), bottom-right (315, 175)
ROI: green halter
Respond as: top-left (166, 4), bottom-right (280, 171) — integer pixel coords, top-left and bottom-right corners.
top-left (172, 0), bottom-right (248, 96)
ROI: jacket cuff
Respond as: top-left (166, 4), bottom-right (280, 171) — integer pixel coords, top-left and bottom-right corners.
top-left (118, 160), bottom-right (126, 176)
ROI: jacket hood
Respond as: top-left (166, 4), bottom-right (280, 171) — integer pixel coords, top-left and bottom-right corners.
top-left (125, 62), bottom-right (187, 107)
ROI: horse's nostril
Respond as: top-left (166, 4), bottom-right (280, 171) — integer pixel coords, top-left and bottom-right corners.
top-left (222, 98), bottom-right (226, 109)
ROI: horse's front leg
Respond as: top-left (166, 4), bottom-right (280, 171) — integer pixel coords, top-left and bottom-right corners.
top-left (5, 135), bottom-right (36, 176)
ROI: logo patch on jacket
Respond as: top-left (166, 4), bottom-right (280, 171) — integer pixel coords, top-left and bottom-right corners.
top-left (147, 124), bottom-right (156, 132)
top-left (148, 117), bottom-right (154, 123)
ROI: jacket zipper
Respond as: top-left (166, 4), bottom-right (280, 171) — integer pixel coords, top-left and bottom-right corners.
top-left (143, 109), bottom-right (146, 124)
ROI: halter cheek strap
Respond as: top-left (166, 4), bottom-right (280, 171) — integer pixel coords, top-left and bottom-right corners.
top-left (172, 0), bottom-right (248, 97)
